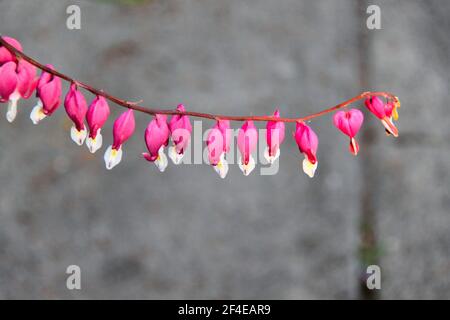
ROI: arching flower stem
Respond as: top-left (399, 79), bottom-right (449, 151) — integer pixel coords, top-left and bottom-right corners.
top-left (0, 36), bottom-right (398, 124)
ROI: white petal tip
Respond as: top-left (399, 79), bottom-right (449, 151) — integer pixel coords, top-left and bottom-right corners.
top-left (168, 146), bottom-right (184, 165)
top-left (30, 101), bottom-right (46, 125)
top-left (104, 145), bottom-right (123, 170)
top-left (263, 147), bottom-right (280, 164)
top-left (238, 156), bottom-right (256, 176)
top-left (6, 113), bottom-right (16, 123)
top-left (70, 126), bottom-right (87, 146)
top-left (381, 118), bottom-right (399, 137)
top-left (155, 147), bottom-right (168, 172)
top-left (302, 157), bottom-right (317, 178)
top-left (86, 131), bottom-right (103, 153)
top-left (213, 157), bottom-right (229, 179)
top-left (6, 99), bottom-right (18, 123)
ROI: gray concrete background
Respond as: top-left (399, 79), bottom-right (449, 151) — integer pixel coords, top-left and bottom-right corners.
top-left (0, 0), bottom-right (448, 299)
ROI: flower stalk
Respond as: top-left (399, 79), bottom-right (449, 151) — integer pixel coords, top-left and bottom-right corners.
top-left (0, 35), bottom-right (401, 178)
top-left (0, 36), bottom-right (397, 124)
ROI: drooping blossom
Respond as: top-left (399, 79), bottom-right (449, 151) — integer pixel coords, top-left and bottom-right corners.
top-left (333, 109), bottom-right (364, 156)
top-left (237, 120), bottom-right (258, 176)
top-left (168, 104), bottom-right (192, 165)
top-left (207, 119), bottom-right (231, 179)
top-left (0, 36), bottom-right (404, 180)
top-left (295, 121), bottom-right (319, 178)
top-left (64, 83), bottom-right (88, 146)
top-left (365, 96), bottom-right (398, 137)
top-left (0, 36), bottom-right (22, 65)
top-left (143, 114), bottom-right (170, 172)
top-left (86, 95), bottom-right (110, 153)
top-left (30, 64), bottom-right (62, 124)
top-left (0, 60), bottom-right (36, 122)
top-left (104, 109), bottom-right (135, 170)
top-left (264, 109), bottom-right (285, 164)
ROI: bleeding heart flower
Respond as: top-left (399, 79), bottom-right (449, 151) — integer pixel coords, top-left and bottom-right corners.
top-left (333, 109), bottom-right (364, 156)
top-left (143, 114), bottom-right (170, 172)
top-left (104, 109), bottom-right (135, 170)
top-left (30, 64), bottom-right (62, 125)
top-left (295, 122), bottom-right (319, 178)
top-left (12, 60), bottom-right (37, 100)
top-left (86, 95), bottom-right (110, 153)
top-left (64, 83), bottom-right (88, 146)
top-left (0, 36), bottom-right (22, 65)
top-left (0, 63), bottom-right (17, 99)
top-left (365, 96), bottom-right (398, 137)
top-left (264, 109), bottom-right (285, 164)
top-left (0, 60), bottom-right (36, 122)
top-left (168, 104), bottom-right (192, 165)
top-left (207, 119), bottom-right (231, 178)
top-left (237, 120), bottom-right (258, 176)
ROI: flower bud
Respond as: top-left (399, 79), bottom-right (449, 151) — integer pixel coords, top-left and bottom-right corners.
top-left (264, 109), bottom-right (285, 164)
top-left (64, 83), bottom-right (88, 145)
top-left (104, 109), bottom-right (135, 170)
top-left (207, 120), bottom-right (231, 178)
top-left (30, 64), bottom-right (62, 125)
top-left (168, 104), bottom-right (192, 165)
top-left (143, 114), bottom-right (170, 172)
top-left (333, 109), bottom-right (364, 155)
top-left (86, 95), bottom-right (110, 153)
top-left (295, 122), bottom-right (319, 178)
top-left (237, 120), bottom-right (258, 176)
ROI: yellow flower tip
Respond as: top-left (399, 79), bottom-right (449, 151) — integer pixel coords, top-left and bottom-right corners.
top-left (213, 153), bottom-right (229, 179)
top-left (394, 96), bottom-right (401, 109)
top-left (392, 107), bottom-right (399, 121)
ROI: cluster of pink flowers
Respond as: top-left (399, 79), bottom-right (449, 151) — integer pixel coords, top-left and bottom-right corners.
top-left (0, 37), bottom-right (37, 122)
top-left (0, 36), bottom-right (400, 178)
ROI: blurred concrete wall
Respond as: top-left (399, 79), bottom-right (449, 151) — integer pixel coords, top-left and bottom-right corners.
top-left (0, 0), bottom-right (448, 299)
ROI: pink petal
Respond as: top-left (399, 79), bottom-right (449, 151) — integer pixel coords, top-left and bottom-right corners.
top-left (237, 120), bottom-right (258, 165)
top-left (0, 36), bottom-right (22, 65)
top-left (295, 122), bottom-right (318, 164)
top-left (144, 114), bottom-right (169, 160)
top-left (87, 96), bottom-right (110, 139)
top-left (169, 104), bottom-right (192, 154)
top-left (39, 75), bottom-right (62, 115)
top-left (347, 109), bottom-right (364, 137)
top-left (16, 60), bottom-right (36, 99)
top-left (112, 109), bottom-right (136, 149)
top-left (217, 120), bottom-right (231, 153)
top-left (207, 128), bottom-right (223, 165)
top-left (333, 109), bottom-right (364, 138)
top-left (0, 62), bottom-right (18, 100)
top-left (64, 84), bottom-right (88, 131)
top-left (365, 96), bottom-right (385, 119)
top-left (266, 109), bottom-right (285, 157)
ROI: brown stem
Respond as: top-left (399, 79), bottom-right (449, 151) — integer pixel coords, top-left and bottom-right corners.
top-left (0, 36), bottom-right (397, 123)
